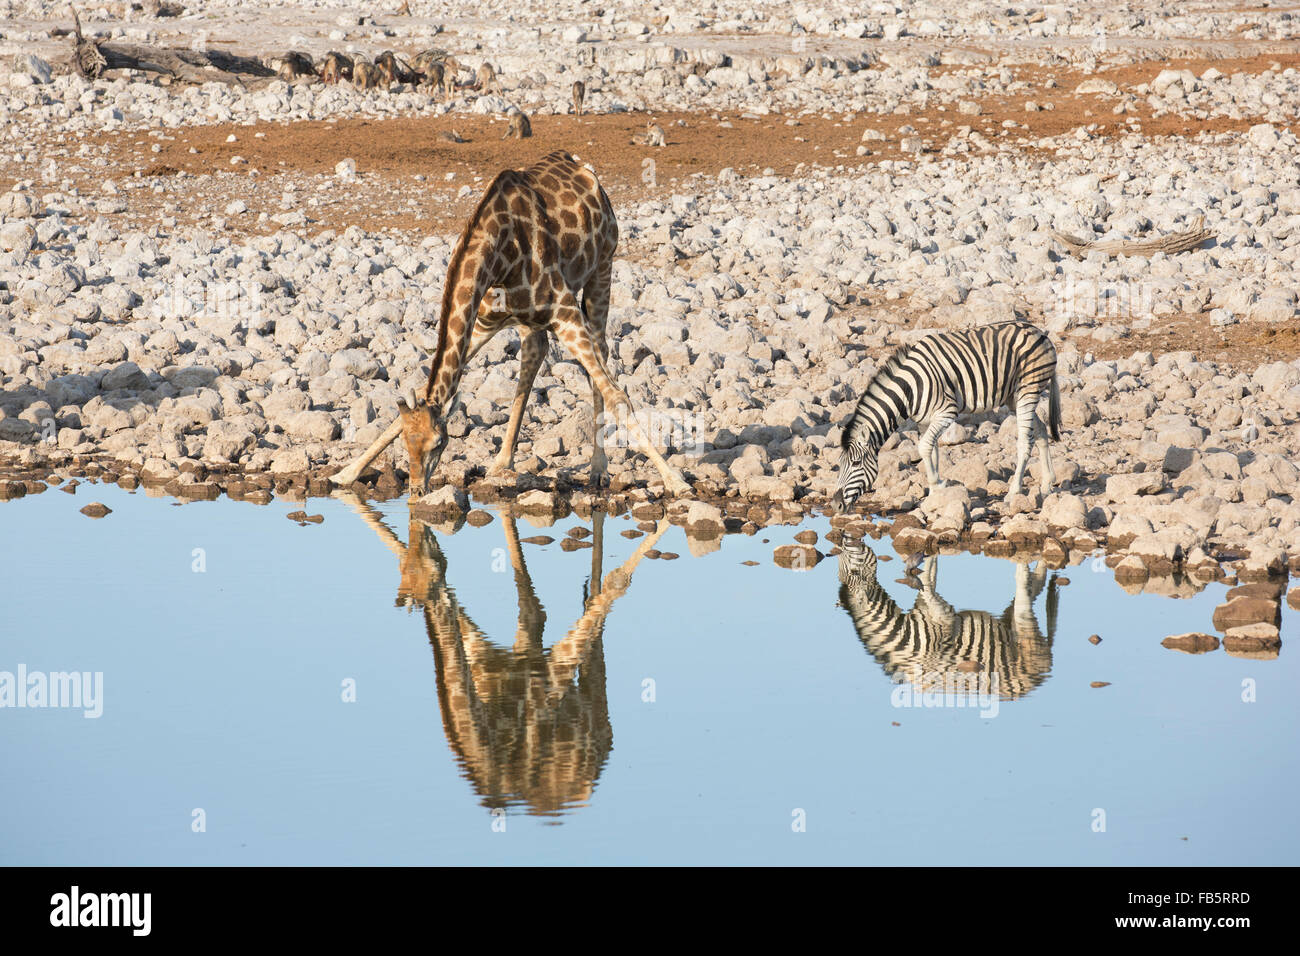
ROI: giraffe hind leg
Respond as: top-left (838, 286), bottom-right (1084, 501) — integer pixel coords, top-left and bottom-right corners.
top-left (588, 358), bottom-right (609, 488)
top-left (582, 271), bottom-right (613, 489)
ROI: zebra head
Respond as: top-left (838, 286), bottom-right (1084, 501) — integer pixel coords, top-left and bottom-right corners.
top-left (837, 538), bottom-right (879, 594)
top-left (832, 438), bottom-right (878, 514)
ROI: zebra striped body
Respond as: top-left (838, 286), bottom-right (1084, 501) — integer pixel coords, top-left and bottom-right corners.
top-left (837, 542), bottom-right (1057, 702)
top-left (833, 321), bottom-right (1062, 512)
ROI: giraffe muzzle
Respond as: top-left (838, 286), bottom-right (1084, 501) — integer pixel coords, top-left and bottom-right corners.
top-left (408, 453), bottom-right (439, 497)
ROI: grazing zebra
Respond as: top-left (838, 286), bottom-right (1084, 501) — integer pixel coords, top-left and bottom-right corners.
top-left (832, 321), bottom-right (1062, 513)
top-left (837, 541), bottom-right (1058, 702)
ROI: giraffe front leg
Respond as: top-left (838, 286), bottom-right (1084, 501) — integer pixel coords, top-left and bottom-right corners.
top-left (583, 259), bottom-right (614, 490)
top-left (489, 329), bottom-right (547, 477)
top-left (589, 376), bottom-right (608, 489)
top-left (559, 323), bottom-right (690, 498)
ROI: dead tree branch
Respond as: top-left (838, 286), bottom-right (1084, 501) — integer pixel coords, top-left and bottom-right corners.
top-left (1051, 215), bottom-right (1215, 258)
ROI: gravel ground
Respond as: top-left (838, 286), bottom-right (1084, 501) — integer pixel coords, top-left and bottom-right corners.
top-left (2, 0), bottom-right (1299, 588)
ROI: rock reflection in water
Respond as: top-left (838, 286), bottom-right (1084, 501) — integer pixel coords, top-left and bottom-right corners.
top-left (838, 540), bottom-right (1060, 702)
top-left (344, 493), bottom-right (669, 818)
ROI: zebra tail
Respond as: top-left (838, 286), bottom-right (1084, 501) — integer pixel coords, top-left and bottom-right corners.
top-left (1046, 575), bottom-right (1060, 643)
top-left (1048, 371), bottom-right (1062, 442)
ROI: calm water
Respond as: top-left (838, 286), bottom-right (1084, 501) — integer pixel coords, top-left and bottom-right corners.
top-left (1, 483), bottom-right (1296, 865)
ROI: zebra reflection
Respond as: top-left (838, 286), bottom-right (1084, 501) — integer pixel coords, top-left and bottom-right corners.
top-left (838, 542), bottom-right (1059, 701)
top-left (342, 493), bottom-right (669, 817)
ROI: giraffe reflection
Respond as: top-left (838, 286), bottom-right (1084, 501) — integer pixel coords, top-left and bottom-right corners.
top-left (837, 541), bottom-right (1060, 702)
top-left (344, 493), bottom-right (669, 817)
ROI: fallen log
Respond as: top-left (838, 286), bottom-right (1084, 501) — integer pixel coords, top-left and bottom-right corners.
top-left (68, 8), bottom-right (274, 86)
top-left (1051, 215), bottom-right (1215, 258)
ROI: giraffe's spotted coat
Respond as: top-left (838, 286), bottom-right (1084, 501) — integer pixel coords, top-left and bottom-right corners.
top-left (399, 150), bottom-right (690, 497)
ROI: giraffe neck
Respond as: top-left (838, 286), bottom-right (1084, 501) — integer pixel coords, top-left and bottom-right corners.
top-left (425, 208), bottom-right (507, 411)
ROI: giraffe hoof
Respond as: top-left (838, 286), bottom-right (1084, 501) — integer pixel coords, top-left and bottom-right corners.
top-left (666, 479), bottom-right (692, 498)
top-left (486, 462), bottom-right (514, 479)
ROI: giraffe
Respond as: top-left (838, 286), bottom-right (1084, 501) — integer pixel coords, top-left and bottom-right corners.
top-left (341, 492), bottom-right (671, 815)
top-left (330, 150), bottom-right (691, 497)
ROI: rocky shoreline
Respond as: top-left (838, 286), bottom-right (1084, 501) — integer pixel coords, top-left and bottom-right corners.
top-left (2, 0), bottom-right (1299, 597)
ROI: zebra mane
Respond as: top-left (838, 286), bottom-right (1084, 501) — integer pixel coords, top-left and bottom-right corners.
top-left (842, 343), bottom-right (916, 450)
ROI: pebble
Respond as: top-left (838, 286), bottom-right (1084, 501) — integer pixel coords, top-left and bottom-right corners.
top-left (773, 543), bottom-right (822, 569)
top-left (1161, 633), bottom-right (1219, 654)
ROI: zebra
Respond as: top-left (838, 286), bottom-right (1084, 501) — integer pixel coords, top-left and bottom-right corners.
top-left (837, 540), bottom-right (1059, 702)
top-left (832, 321), bottom-right (1062, 514)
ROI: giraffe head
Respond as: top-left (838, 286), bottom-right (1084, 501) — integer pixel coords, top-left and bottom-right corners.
top-left (398, 396), bottom-right (450, 496)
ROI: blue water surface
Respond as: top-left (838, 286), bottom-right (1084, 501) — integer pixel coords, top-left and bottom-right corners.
top-left (1, 482), bottom-right (1295, 865)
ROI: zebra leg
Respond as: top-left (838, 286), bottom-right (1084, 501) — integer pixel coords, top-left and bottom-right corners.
top-left (914, 557), bottom-right (958, 641)
top-left (920, 553), bottom-right (937, 592)
top-left (1013, 561), bottom-right (1035, 627)
top-left (1012, 561), bottom-right (1047, 640)
top-left (1007, 399), bottom-right (1035, 499)
top-left (1033, 412), bottom-right (1056, 494)
top-left (918, 409), bottom-right (955, 493)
